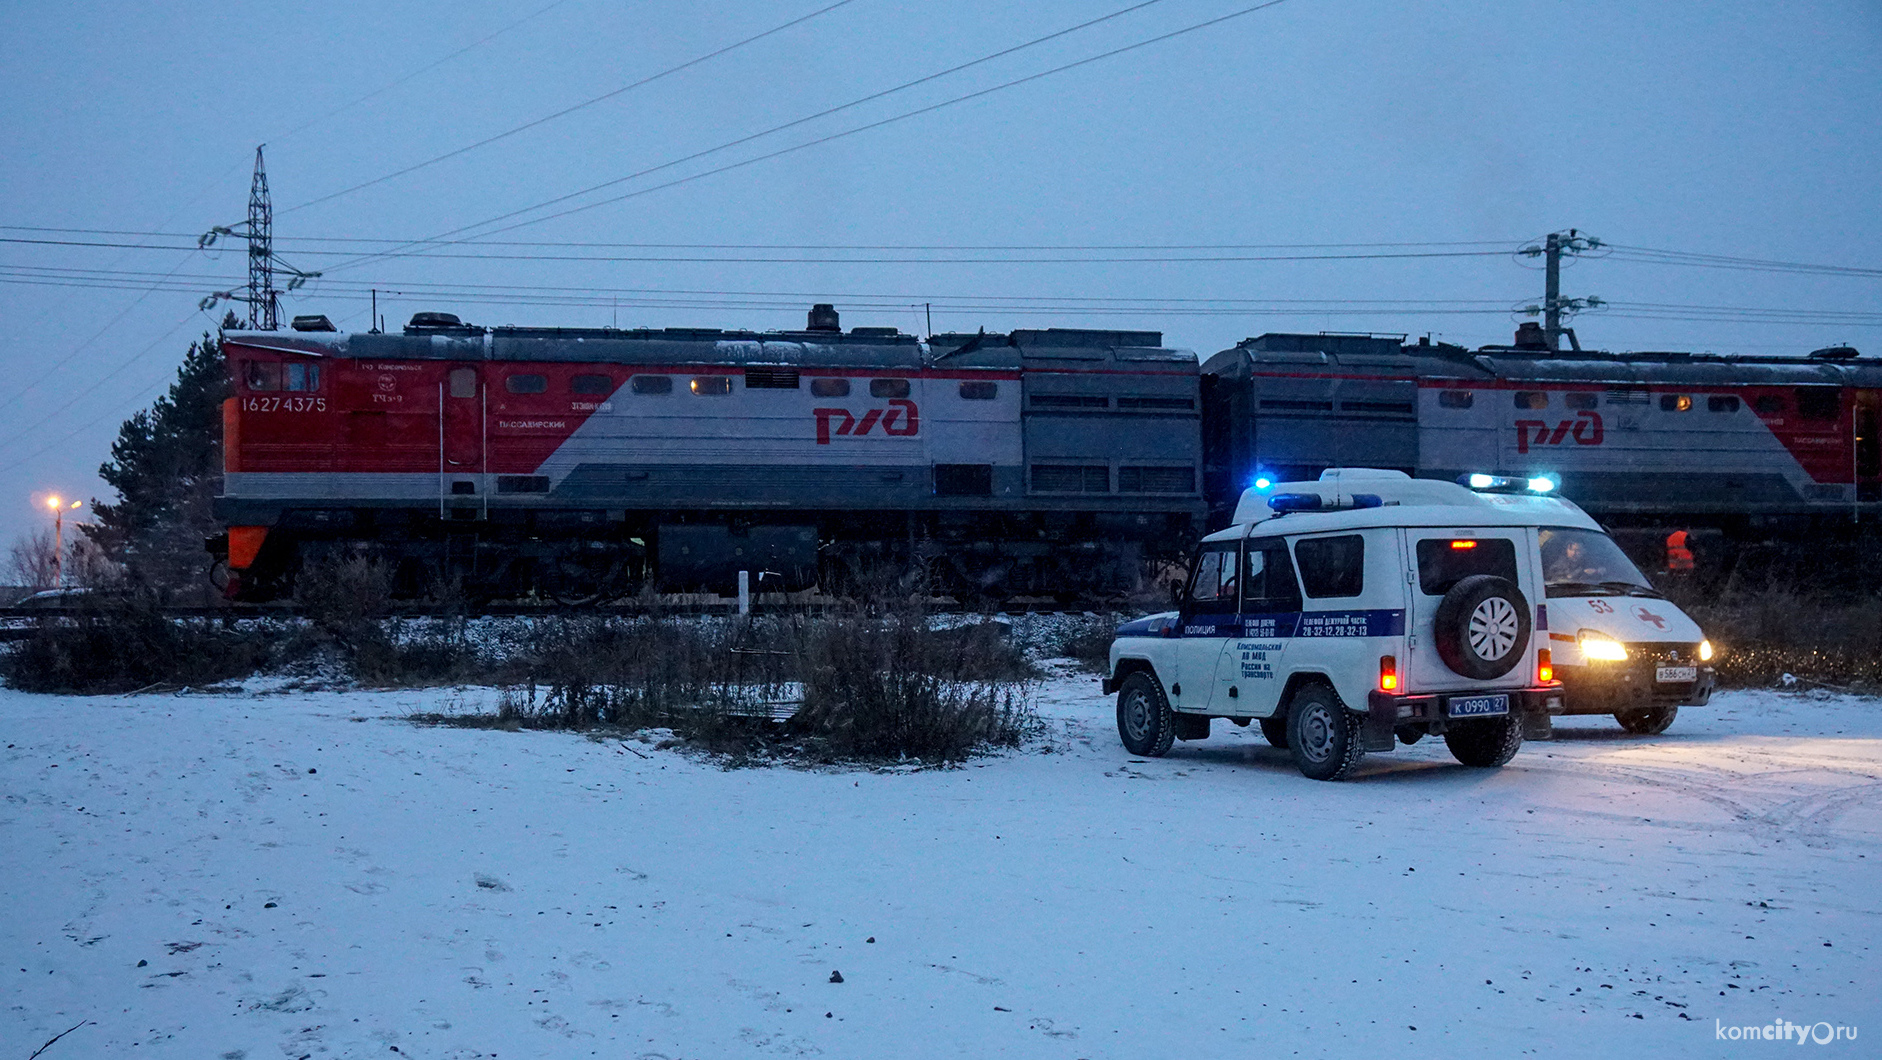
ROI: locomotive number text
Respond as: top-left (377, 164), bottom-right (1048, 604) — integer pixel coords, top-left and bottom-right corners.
top-left (241, 396), bottom-right (327, 413)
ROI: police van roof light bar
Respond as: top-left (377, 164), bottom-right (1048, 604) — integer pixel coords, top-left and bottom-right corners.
top-left (1460, 473), bottom-right (1557, 495)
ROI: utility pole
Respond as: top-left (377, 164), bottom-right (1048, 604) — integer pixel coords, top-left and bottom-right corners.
top-left (1520, 230), bottom-right (1605, 350)
top-left (199, 146), bottom-right (318, 327)
top-left (247, 146), bottom-right (278, 330)
top-left (1542, 232), bottom-right (1562, 350)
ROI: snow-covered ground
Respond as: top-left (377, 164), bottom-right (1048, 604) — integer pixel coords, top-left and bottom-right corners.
top-left (3, 670), bottom-right (1877, 1059)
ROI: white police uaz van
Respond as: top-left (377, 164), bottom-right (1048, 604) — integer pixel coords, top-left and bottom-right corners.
top-left (1105, 469), bottom-right (1585, 780)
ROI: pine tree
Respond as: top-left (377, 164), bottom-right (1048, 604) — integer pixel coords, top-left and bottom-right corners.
top-left (86, 332), bottom-right (229, 592)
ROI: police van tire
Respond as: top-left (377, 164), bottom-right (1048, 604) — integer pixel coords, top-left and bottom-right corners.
top-left (1258, 716), bottom-right (1289, 749)
top-left (1286, 683), bottom-right (1365, 781)
top-left (1615, 706), bottom-right (1677, 735)
top-left (1443, 714), bottom-right (1525, 767)
top-left (1433, 575), bottom-right (1531, 680)
top-left (1117, 671), bottom-right (1176, 758)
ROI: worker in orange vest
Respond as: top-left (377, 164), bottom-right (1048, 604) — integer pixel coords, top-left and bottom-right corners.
top-left (1665, 529), bottom-right (1695, 573)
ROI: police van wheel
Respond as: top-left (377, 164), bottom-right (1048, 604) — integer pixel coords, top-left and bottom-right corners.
top-left (1444, 714), bottom-right (1525, 767)
top-left (1432, 575), bottom-right (1531, 680)
top-left (1286, 683), bottom-right (1365, 781)
top-left (1615, 706), bottom-right (1677, 735)
top-left (1117, 671), bottom-right (1175, 758)
top-left (1258, 716), bottom-right (1289, 749)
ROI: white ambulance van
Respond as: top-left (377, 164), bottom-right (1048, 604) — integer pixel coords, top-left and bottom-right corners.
top-left (1535, 523), bottom-right (1715, 733)
top-left (1102, 469), bottom-right (1705, 780)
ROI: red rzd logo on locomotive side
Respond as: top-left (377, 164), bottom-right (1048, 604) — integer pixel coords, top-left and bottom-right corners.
top-left (1515, 410), bottom-right (1603, 454)
top-left (814, 399), bottom-right (920, 444)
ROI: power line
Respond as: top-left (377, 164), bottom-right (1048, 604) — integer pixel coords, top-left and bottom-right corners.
top-left (318, 0), bottom-right (1271, 273)
top-left (1606, 245), bottom-right (1882, 279)
top-left (270, 0), bottom-right (576, 147)
top-left (283, 0), bottom-right (864, 215)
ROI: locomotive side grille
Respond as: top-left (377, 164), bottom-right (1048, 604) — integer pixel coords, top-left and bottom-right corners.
top-left (744, 366), bottom-right (802, 389)
top-left (1337, 400), bottom-right (1415, 415)
top-left (1031, 394), bottom-right (1110, 409)
top-left (1117, 466), bottom-right (1194, 493)
top-left (1117, 396), bottom-right (1195, 410)
top-left (497, 476), bottom-right (551, 494)
top-left (1032, 464), bottom-right (1111, 493)
top-left (1259, 398), bottom-right (1334, 412)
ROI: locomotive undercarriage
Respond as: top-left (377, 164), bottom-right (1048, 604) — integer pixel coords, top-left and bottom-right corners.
top-left (211, 507), bottom-right (1197, 607)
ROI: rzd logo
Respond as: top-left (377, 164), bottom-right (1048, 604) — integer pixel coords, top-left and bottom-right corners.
top-left (815, 399), bottom-right (919, 444)
top-left (1515, 410), bottom-right (1603, 454)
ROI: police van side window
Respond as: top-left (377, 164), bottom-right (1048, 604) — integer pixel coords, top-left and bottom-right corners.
top-left (1294, 535), bottom-right (1364, 598)
top-left (1185, 546), bottom-right (1238, 607)
top-left (1242, 539), bottom-right (1302, 612)
top-left (1415, 538), bottom-right (1518, 595)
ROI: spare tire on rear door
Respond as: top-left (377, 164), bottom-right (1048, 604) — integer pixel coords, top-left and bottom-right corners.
top-left (1432, 574), bottom-right (1530, 680)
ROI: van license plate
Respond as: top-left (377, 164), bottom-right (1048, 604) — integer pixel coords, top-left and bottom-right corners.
top-left (1449, 694), bottom-right (1509, 718)
top-left (1656, 665), bottom-right (1698, 683)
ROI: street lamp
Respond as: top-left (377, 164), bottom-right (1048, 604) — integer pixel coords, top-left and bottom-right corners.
top-left (45, 496), bottom-right (81, 589)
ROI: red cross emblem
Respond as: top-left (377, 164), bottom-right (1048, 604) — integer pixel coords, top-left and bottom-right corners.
top-left (1633, 606), bottom-right (1667, 630)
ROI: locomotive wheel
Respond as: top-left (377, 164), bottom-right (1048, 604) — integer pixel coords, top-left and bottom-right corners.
top-left (539, 557), bottom-right (615, 607)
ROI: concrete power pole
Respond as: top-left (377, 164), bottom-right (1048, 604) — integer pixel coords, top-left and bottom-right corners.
top-left (246, 146), bottom-right (279, 331)
top-left (1522, 230), bottom-right (1604, 350)
top-left (1542, 232), bottom-right (1563, 351)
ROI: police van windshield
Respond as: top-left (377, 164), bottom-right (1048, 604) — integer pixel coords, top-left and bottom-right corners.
top-left (1538, 527), bottom-right (1658, 598)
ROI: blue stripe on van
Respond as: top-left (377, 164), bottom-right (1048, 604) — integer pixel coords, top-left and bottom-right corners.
top-left (1165, 609), bottom-right (1406, 639)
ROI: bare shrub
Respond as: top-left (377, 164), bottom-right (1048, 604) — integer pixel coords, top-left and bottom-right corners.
top-left (3, 592), bottom-right (271, 693)
top-left (445, 605), bottom-right (1036, 763)
top-left (1673, 587), bottom-right (1882, 689)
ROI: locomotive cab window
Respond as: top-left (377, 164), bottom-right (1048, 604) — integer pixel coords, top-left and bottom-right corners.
top-left (1514, 391), bottom-right (1549, 410)
top-left (1796, 388), bottom-right (1840, 421)
top-left (630, 375), bottom-right (673, 395)
top-left (448, 368), bottom-right (477, 398)
top-left (571, 374), bottom-right (613, 395)
top-left (810, 378), bottom-right (851, 398)
top-left (245, 361), bottom-right (319, 392)
top-left (958, 380), bottom-right (998, 400)
top-left (870, 378), bottom-right (911, 399)
top-left (1565, 392), bottom-right (1598, 410)
top-left (691, 376), bottom-right (732, 396)
top-left (1437, 390), bottom-right (1473, 409)
top-left (1753, 394), bottom-right (1785, 416)
top-left (1708, 395), bottom-right (1740, 413)
top-left (505, 374), bottom-right (548, 395)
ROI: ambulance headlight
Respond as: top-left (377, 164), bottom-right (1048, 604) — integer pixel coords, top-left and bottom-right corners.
top-left (1578, 630), bottom-right (1629, 662)
top-left (1698, 639), bottom-right (1714, 662)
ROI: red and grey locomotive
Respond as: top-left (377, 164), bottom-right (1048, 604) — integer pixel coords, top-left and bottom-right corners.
top-left (213, 306), bottom-right (1204, 601)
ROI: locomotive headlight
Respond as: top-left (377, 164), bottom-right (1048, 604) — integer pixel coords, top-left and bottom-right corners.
top-left (1699, 639), bottom-right (1715, 662)
top-left (1578, 630), bottom-right (1629, 662)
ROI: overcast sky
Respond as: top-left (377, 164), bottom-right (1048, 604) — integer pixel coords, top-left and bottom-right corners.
top-left (1, 0), bottom-right (1878, 555)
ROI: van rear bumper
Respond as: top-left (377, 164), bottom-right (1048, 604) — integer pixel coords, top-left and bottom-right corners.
top-left (1364, 687), bottom-right (1563, 751)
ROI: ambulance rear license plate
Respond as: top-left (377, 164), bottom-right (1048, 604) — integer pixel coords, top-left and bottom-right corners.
top-left (1656, 665), bottom-right (1698, 683)
top-left (1449, 693), bottom-right (1509, 718)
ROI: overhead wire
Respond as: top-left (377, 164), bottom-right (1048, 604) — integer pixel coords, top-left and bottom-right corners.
top-left (315, 0), bottom-right (1262, 273)
top-left (282, 0), bottom-right (865, 215)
